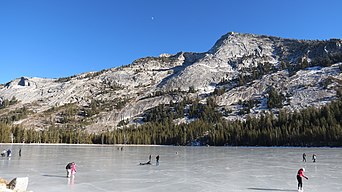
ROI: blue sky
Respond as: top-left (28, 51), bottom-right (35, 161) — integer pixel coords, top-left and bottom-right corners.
top-left (0, 0), bottom-right (341, 84)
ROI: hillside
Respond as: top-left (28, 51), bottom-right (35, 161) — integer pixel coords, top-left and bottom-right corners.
top-left (0, 32), bottom-right (342, 145)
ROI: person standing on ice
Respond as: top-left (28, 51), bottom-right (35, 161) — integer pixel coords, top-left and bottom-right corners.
top-left (296, 168), bottom-right (308, 191)
top-left (6, 149), bottom-right (11, 157)
top-left (312, 154), bottom-right (316, 163)
top-left (302, 153), bottom-right (306, 162)
top-left (156, 155), bottom-right (160, 165)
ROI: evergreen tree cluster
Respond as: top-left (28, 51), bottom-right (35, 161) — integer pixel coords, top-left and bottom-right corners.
top-left (92, 99), bottom-right (342, 147)
top-left (0, 107), bottom-right (30, 124)
top-left (266, 87), bottom-right (286, 108)
top-left (238, 99), bottom-right (260, 115)
top-left (236, 62), bottom-right (277, 86)
top-left (288, 53), bottom-right (342, 76)
top-left (143, 97), bottom-right (222, 124)
top-left (0, 124), bottom-right (93, 144)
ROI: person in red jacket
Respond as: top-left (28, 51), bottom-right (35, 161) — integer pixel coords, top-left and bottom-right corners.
top-left (297, 168), bottom-right (308, 191)
top-left (71, 162), bottom-right (77, 176)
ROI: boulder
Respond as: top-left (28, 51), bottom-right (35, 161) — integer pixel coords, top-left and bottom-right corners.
top-left (18, 77), bottom-right (30, 86)
top-left (0, 177), bottom-right (8, 187)
top-left (0, 177), bottom-right (29, 192)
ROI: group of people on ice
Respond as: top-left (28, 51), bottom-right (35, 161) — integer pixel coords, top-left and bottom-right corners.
top-left (1, 148), bottom-right (21, 157)
top-left (64, 154), bottom-right (159, 180)
top-left (64, 151), bottom-right (311, 191)
top-left (1, 149), bottom-right (11, 157)
top-left (302, 153), bottom-right (317, 163)
top-left (1, 149), bottom-right (15, 157)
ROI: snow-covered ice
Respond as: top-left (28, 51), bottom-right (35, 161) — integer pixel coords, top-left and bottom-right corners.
top-left (0, 145), bottom-right (341, 192)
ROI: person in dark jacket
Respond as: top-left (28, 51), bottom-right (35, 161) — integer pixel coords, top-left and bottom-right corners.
top-left (6, 149), bottom-right (11, 157)
top-left (312, 154), bottom-right (317, 163)
top-left (302, 153), bottom-right (306, 162)
top-left (156, 155), bottom-right (160, 165)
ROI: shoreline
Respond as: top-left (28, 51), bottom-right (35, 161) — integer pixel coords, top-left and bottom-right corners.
top-left (0, 143), bottom-right (341, 148)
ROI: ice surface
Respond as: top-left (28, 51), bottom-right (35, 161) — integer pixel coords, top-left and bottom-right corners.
top-left (0, 144), bottom-right (341, 192)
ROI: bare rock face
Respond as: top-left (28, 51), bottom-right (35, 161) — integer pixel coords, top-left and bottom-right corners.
top-left (0, 32), bottom-right (341, 131)
top-left (18, 77), bottom-right (30, 86)
top-left (209, 32), bottom-right (278, 66)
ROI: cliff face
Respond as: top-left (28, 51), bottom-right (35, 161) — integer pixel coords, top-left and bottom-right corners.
top-left (1, 32), bottom-right (341, 132)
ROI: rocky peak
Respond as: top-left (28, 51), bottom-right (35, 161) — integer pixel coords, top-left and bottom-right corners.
top-left (206, 32), bottom-right (280, 70)
top-left (5, 77), bottom-right (32, 88)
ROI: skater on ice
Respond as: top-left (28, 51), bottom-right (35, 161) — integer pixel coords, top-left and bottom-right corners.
top-left (302, 153), bottom-right (306, 162)
top-left (6, 149), bottom-right (11, 157)
top-left (296, 168), bottom-right (308, 191)
top-left (71, 162), bottom-right (77, 175)
top-left (312, 154), bottom-right (316, 163)
top-left (156, 155), bottom-right (160, 165)
top-left (66, 162), bottom-right (77, 178)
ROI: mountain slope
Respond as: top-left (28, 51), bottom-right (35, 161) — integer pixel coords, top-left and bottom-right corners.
top-left (0, 32), bottom-right (341, 133)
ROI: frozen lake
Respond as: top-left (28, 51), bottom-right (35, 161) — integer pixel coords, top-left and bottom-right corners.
top-left (0, 144), bottom-right (341, 192)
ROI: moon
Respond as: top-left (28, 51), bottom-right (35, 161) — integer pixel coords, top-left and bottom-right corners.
top-left (151, 16), bottom-right (154, 20)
